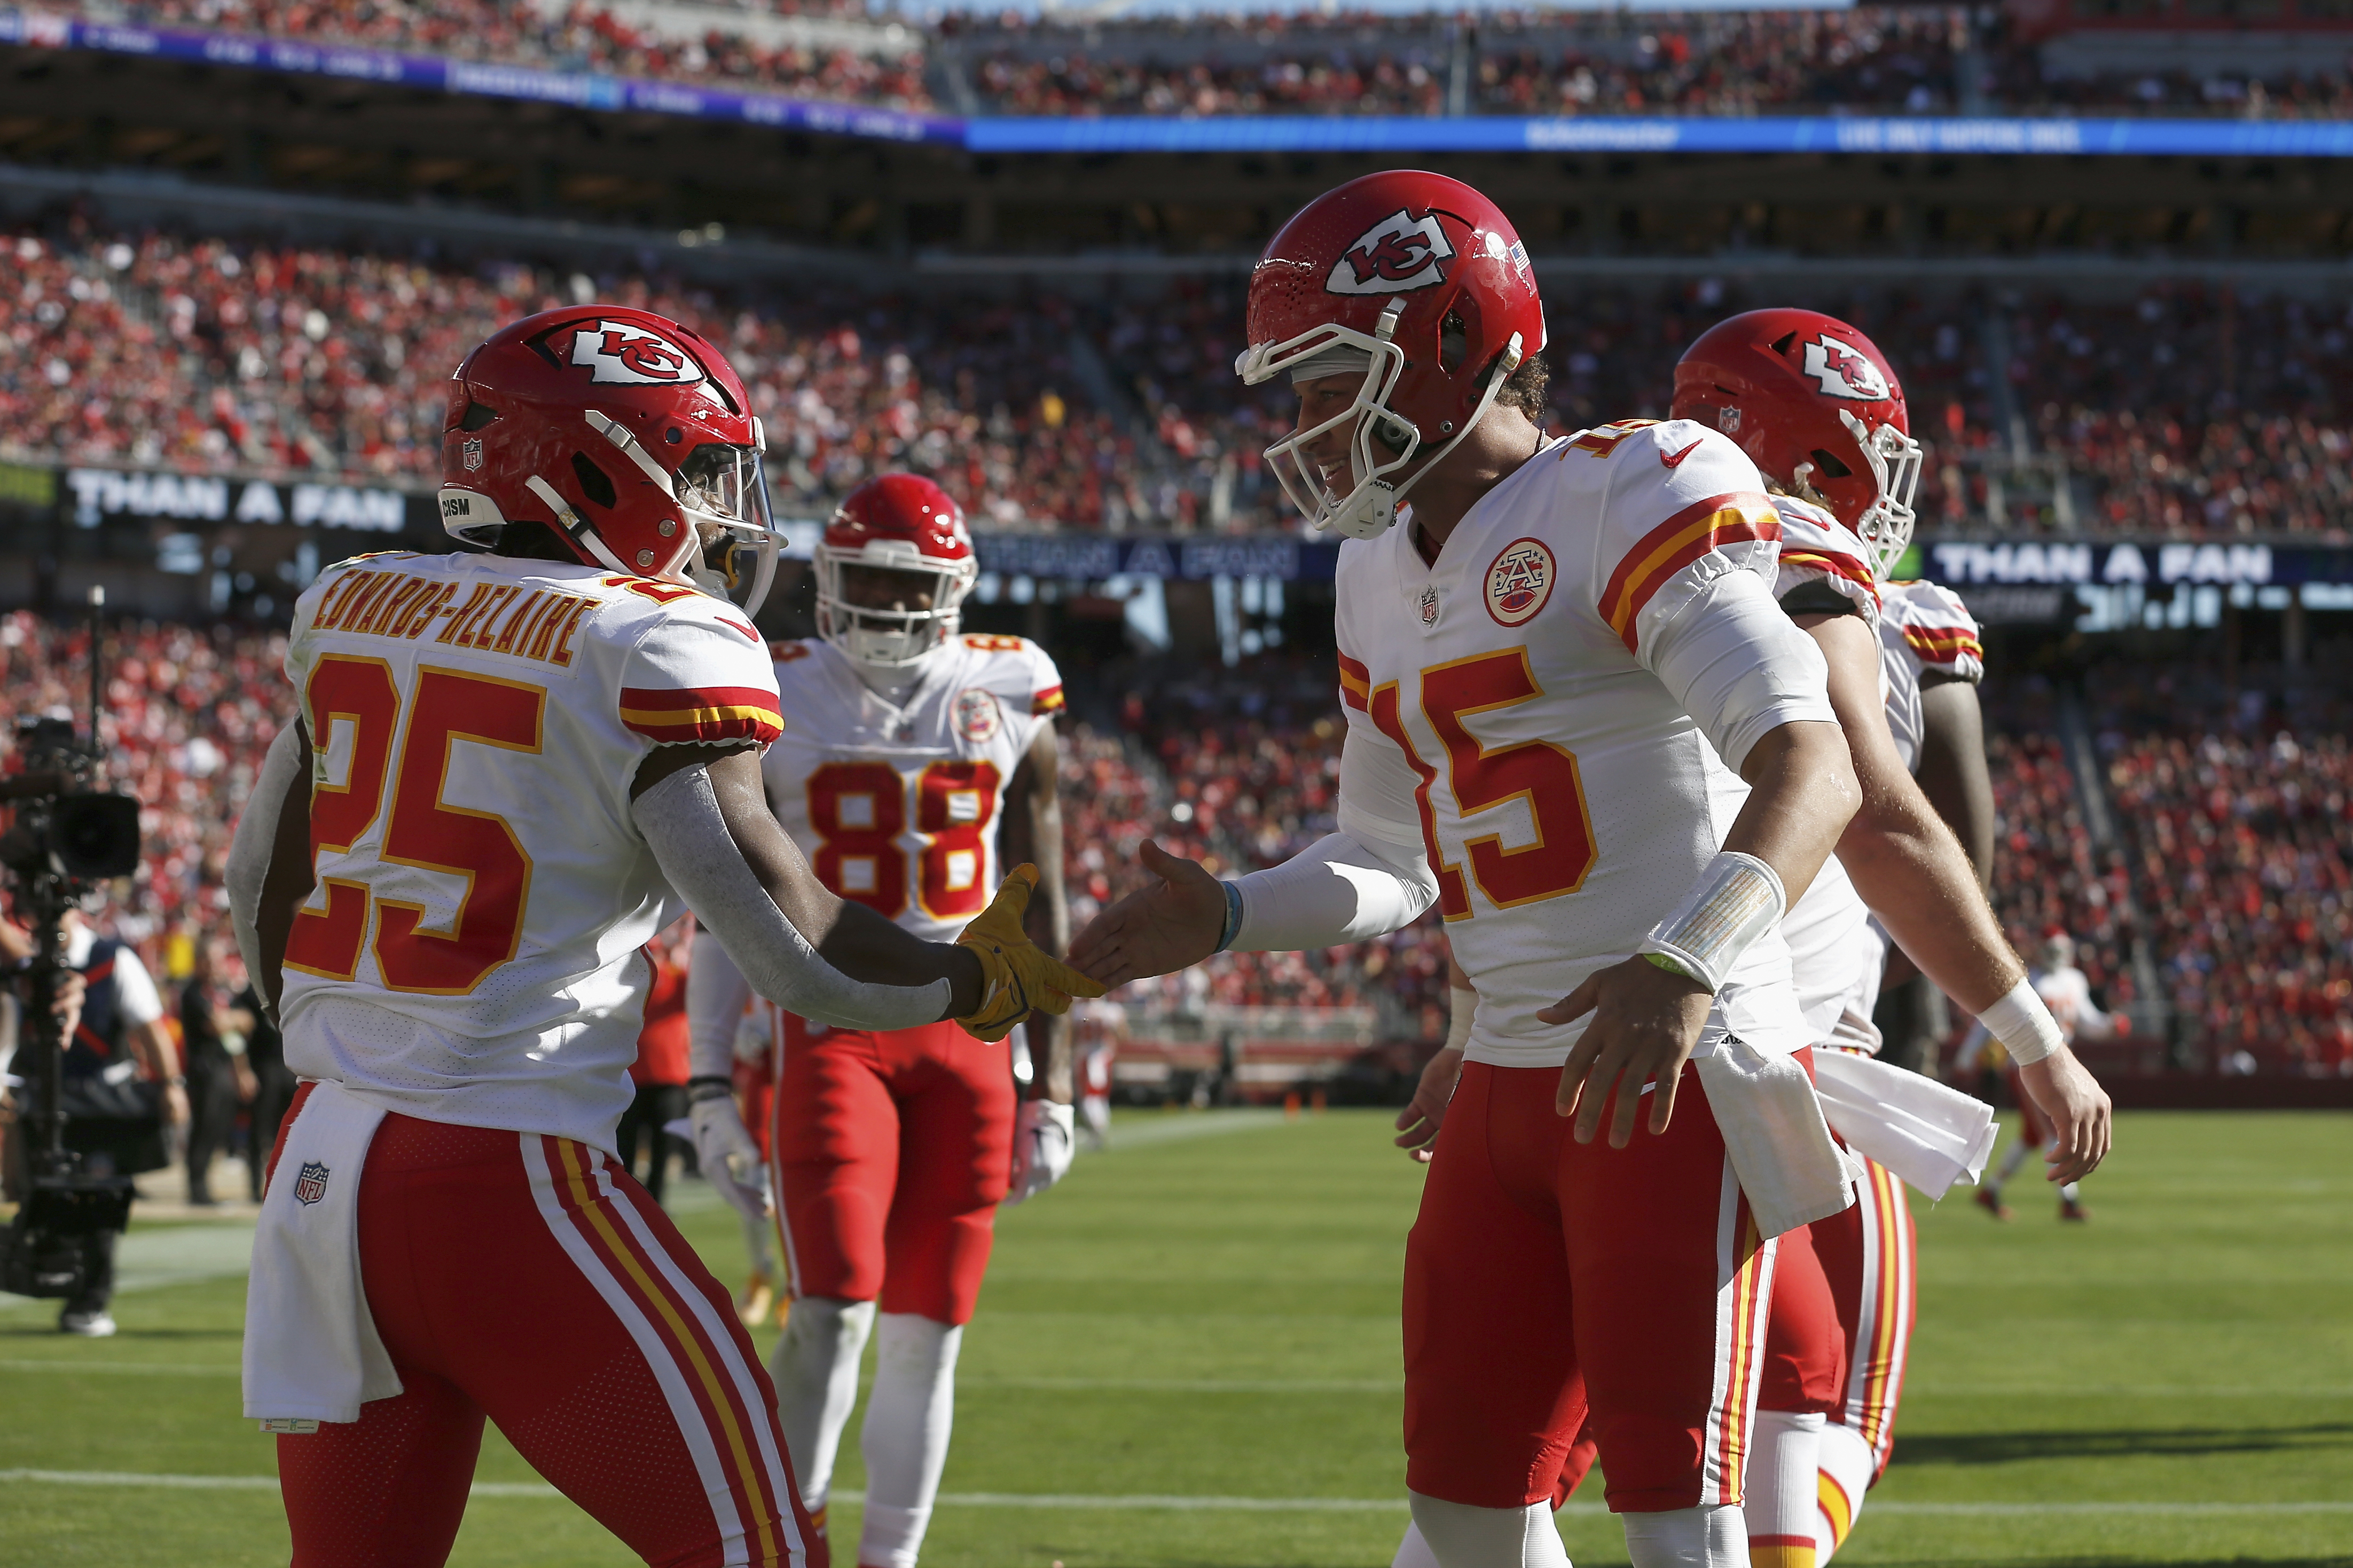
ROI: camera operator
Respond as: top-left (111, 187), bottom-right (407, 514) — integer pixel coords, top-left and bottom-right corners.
top-left (48, 904), bottom-right (187, 1335)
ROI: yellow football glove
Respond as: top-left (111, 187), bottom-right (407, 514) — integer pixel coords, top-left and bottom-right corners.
top-left (954, 864), bottom-right (1104, 1042)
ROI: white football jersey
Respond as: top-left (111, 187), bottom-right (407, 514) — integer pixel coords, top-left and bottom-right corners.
top-left (1332, 419), bottom-right (1836, 1070)
top-left (1878, 580), bottom-right (1984, 774)
top-left (1769, 496), bottom-right (1887, 1052)
top-left (761, 634), bottom-right (1064, 945)
top-left (277, 550), bottom-right (781, 1147)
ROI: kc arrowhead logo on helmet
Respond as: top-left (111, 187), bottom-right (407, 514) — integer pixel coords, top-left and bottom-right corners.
top-left (569, 319), bottom-right (708, 386)
top-left (1329, 210), bottom-right (1456, 295)
top-left (1801, 334), bottom-right (1892, 401)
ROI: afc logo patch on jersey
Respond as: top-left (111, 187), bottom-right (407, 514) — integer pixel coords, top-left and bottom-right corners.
top-left (1800, 334), bottom-right (1891, 401)
top-left (1418, 582), bottom-right (1441, 628)
top-left (570, 320), bottom-right (707, 387)
top-left (954, 687), bottom-right (1002, 743)
top-left (1329, 210), bottom-right (1455, 295)
top-left (292, 1161), bottom-right (331, 1206)
top-left (1485, 538), bottom-right (1557, 627)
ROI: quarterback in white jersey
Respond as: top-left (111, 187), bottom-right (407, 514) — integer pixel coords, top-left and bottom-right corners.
top-left (1076, 172), bottom-right (1870, 1568)
top-left (223, 309), bottom-right (1091, 1568)
top-left (685, 472), bottom-right (1075, 1568)
top-left (1676, 308), bottom-right (2110, 1568)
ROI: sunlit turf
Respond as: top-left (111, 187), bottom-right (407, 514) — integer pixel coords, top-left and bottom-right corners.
top-left (3, 1109), bottom-right (2349, 1566)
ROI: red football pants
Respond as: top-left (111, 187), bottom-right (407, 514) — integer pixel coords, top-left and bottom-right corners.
top-left (1759, 1219), bottom-right (1847, 1417)
top-left (1813, 1154), bottom-right (1917, 1480)
top-left (271, 1098), bottom-right (814, 1568)
top-left (768, 1014), bottom-right (1014, 1326)
top-left (1403, 1059), bottom-right (1778, 1515)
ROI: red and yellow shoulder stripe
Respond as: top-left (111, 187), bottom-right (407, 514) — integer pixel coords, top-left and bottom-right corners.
top-left (619, 685), bottom-right (783, 746)
top-left (1780, 543), bottom-right (1883, 611)
top-left (1337, 650), bottom-right (1371, 712)
top-left (1598, 492), bottom-right (1781, 652)
top-left (1031, 684), bottom-right (1066, 716)
top-left (1900, 621), bottom-right (1983, 668)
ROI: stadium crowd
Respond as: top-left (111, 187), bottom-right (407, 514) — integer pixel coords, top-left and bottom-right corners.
top-left (54, 0), bottom-right (2353, 119)
top-left (3, 604), bottom-right (2347, 1073)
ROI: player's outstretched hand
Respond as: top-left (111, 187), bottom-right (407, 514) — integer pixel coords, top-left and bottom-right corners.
top-left (955, 865), bottom-right (1105, 1043)
top-left (1540, 956), bottom-right (1713, 1147)
top-left (1393, 1047), bottom-right (1464, 1163)
top-left (2017, 1045), bottom-right (2112, 1184)
top-left (686, 1096), bottom-right (770, 1222)
top-left (1066, 840), bottom-right (1226, 990)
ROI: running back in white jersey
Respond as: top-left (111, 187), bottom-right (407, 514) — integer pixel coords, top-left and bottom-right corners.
top-left (277, 549), bottom-right (781, 1146)
top-left (1332, 417), bottom-right (1836, 1069)
top-left (761, 634), bottom-right (1064, 944)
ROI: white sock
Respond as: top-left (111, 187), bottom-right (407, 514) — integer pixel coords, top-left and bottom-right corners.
top-left (857, 1312), bottom-right (962, 1568)
top-left (1991, 1133), bottom-right (2033, 1189)
top-left (741, 1209), bottom-right (777, 1278)
top-left (1406, 1492), bottom-right (1569, 1567)
top-left (1621, 1503), bottom-right (1746, 1567)
top-left (1743, 1411), bottom-right (1824, 1566)
top-left (1080, 1093), bottom-right (1111, 1146)
top-left (768, 1296), bottom-right (874, 1513)
top-left (2059, 1180), bottom-right (2082, 1203)
top-left (1814, 1423), bottom-right (1874, 1564)
top-left (1392, 1519), bottom-right (1444, 1568)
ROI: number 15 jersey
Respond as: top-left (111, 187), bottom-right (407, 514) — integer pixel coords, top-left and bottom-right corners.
top-left (760, 634), bottom-right (1065, 944)
top-left (1331, 420), bottom-right (1837, 1070)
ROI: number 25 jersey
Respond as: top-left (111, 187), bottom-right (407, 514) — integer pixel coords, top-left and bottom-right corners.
top-left (760, 634), bottom-right (1065, 945)
top-left (276, 551), bottom-right (782, 1147)
top-left (1331, 420), bottom-right (1837, 1070)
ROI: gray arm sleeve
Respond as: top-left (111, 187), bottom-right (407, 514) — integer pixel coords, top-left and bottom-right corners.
top-left (685, 935), bottom-right (755, 1083)
top-left (226, 723), bottom-right (306, 998)
top-left (631, 763), bottom-right (951, 1034)
top-left (1229, 830), bottom-right (1439, 952)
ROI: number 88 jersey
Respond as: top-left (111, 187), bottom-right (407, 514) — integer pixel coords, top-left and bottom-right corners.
top-left (761, 634), bottom-right (1065, 944)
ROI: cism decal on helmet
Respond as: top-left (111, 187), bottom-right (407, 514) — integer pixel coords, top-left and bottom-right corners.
top-left (1328, 210), bottom-right (1456, 295)
top-left (1485, 537), bottom-right (1556, 628)
top-left (570, 319), bottom-right (708, 387)
top-left (1800, 334), bottom-right (1891, 401)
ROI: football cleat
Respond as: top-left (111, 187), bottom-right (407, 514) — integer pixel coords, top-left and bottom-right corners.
top-left (738, 1272), bottom-right (775, 1328)
top-left (1973, 1186), bottom-right (2014, 1222)
top-left (2060, 1196), bottom-right (2091, 1223)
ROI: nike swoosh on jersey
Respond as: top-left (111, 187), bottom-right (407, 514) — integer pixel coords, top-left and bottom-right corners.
top-left (1660, 439), bottom-right (1704, 469)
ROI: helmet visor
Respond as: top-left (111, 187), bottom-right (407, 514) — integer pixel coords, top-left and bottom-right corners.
top-left (678, 440), bottom-right (779, 616)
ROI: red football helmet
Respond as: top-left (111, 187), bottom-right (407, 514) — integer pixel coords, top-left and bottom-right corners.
top-left (1671, 309), bottom-right (1923, 580)
top-left (1236, 171), bottom-right (1547, 539)
top-left (815, 474), bottom-right (978, 667)
top-left (438, 306), bottom-right (778, 613)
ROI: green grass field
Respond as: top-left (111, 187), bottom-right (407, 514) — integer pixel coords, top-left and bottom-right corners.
top-left (3, 1109), bottom-right (2350, 1567)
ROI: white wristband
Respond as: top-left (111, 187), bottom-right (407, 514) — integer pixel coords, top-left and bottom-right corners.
top-left (1976, 976), bottom-right (2064, 1067)
top-left (1443, 986), bottom-right (1475, 1055)
top-left (1636, 850), bottom-right (1786, 994)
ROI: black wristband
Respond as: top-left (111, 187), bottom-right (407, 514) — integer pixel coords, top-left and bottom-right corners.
top-left (685, 1076), bottom-right (733, 1104)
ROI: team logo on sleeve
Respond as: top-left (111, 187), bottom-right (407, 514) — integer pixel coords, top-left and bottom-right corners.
top-left (954, 688), bottom-right (1002, 743)
top-left (1800, 335), bottom-right (1891, 401)
top-left (570, 320), bottom-right (707, 387)
top-left (1418, 583), bottom-right (1441, 628)
top-left (1485, 538), bottom-right (1557, 627)
top-left (1328, 211), bottom-right (1456, 295)
top-left (293, 1161), bottom-right (331, 1206)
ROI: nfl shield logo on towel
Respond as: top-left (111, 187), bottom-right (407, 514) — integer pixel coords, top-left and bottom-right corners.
top-left (293, 1161), bottom-right (330, 1206)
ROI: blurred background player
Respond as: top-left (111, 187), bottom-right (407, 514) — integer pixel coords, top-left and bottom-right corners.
top-left (614, 915), bottom-right (694, 1204)
top-left (1673, 308), bottom-right (2109, 1567)
top-left (1070, 995), bottom-right (1122, 1152)
top-left (225, 307), bottom-right (1090, 1568)
top-left (688, 471), bottom-right (1077, 1568)
top-left (1968, 929), bottom-right (2124, 1222)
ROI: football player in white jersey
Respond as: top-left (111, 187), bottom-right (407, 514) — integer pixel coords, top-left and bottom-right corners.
top-left (685, 472), bottom-right (1074, 1568)
top-left (223, 308), bottom-right (1094, 1568)
top-left (1672, 309), bottom-right (2113, 1567)
top-left (1074, 170), bottom-right (1872, 1568)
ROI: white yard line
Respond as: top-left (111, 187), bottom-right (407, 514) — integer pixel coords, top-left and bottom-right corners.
top-left (4, 1469), bottom-right (2349, 1518)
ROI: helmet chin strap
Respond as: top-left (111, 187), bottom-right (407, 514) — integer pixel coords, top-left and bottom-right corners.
top-left (1325, 334), bottom-right (1524, 540)
top-left (523, 475), bottom-right (632, 574)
